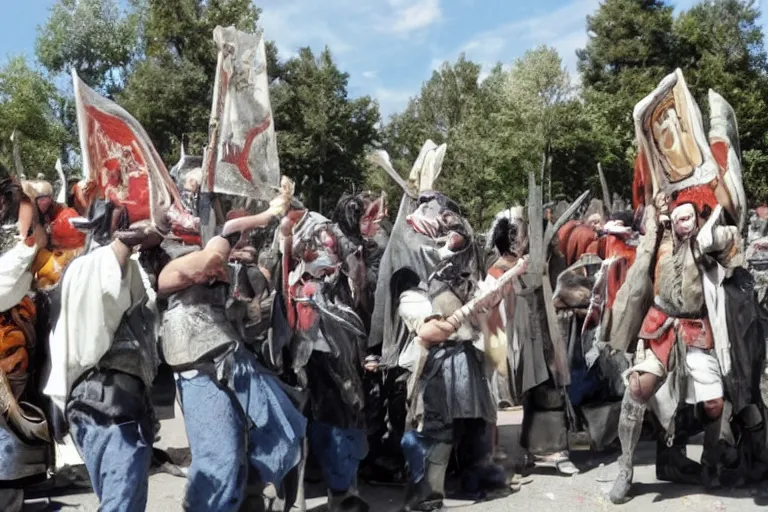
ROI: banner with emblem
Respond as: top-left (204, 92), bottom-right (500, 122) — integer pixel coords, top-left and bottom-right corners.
top-left (72, 70), bottom-right (189, 230)
top-left (202, 26), bottom-right (280, 199)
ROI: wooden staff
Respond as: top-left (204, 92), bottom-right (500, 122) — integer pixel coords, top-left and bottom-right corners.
top-left (448, 256), bottom-right (528, 327)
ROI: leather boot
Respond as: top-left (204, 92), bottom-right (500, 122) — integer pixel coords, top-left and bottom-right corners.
top-left (609, 392), bottom-right (646, 504)
top-left (0, 489), bottom-right (23, 512)
top-left (656, 438), bottom-right (702, 485)
top-left (403, 442), bottom-right (451, 511)
top-left (701, 401), bottom-right (735, 490)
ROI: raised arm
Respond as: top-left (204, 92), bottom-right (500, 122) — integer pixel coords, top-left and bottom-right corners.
top-left (220, 211), bottom-right (276, 237)
top-left (157, 237), bottom-right (231, 296)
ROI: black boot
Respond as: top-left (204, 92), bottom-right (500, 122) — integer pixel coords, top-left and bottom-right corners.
top-left (328, 489), bottom-right (370, 512)
top-left (609, 392), bottom-right (646, 504)
top-left (0, 489), bottom-right (23, 512)
top-left (656, 438), bottom-right (702, 485)
top-left (701, 401), bottom-right (736, 490)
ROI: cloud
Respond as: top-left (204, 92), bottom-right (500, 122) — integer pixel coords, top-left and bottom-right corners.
top-left (258, 1), bottom-right (355, 58)
top-left (256, 0), bottom-right (440, 118)
top-left (385, 0), bottom-right (442, 34)
top-left (374, 87), bottom-right (414, 118)
top-left (259, 0), bottom-right (443, 59)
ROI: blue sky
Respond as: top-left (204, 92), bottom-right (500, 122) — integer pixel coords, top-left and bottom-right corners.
top-left (1, 0), bottom-right (767, 119)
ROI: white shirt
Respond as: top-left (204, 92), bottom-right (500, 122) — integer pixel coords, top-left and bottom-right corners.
top-left (44, 246), bottom-right (136, 412)
top-left (0, 240), bottom-right (36, 312)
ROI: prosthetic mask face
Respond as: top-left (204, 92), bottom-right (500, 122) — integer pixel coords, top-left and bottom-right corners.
top-left (407, 191), bottom-right (470, 258)
top-left (586, 213), bottom-right (603, 231)
top-left (359, 192), bottom-right (387, 239)
top-left (179, 168), bottom-right (202, 216)
top-left (23, 180), bottom-right (54, 218)
top-left (291, 212), bottom-right (341, 279)
top-left (671, 203), bottom-right (697, 240)
top-left (489, 207), bottom-right (527, 257)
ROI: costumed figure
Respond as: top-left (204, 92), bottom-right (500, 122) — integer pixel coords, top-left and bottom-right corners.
top-left (39, 68), bottom-right (188, 511)
top-left (22, 177), bottom-right (87, 289)
top-left (609, 69), bottom-right (758, 503)
top-left (484, 206), bottom-right (529, 459)
top-left (558, 208), bottom-right (638, 453)
top-left (156, 23), bottom-right (307, 511)
top-left (0, 177), bottom-right (51, 511)
top-left (42, 203), bottom-right (160, 512)
top-left (274, 190), bottom-right (373, 511)
top-left (157, 180), bottom-right (306, 512)
top-left (746, 205), bottom-right (768, 311)
top-left (369, 141), bottom-right (518, 511)
top-left (330, 191), bottom-right (404, 485)
top-left (509, 174), bottom-right (583, 476)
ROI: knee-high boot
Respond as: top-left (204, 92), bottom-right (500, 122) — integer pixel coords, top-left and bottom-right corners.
top-left (609, 392), bottom-right (646, 504)
top-left (656, 405), bottom-right (702, 485)
top-left (701, 400), bottom-right (736, 490)
top-left (401, 431), bottom-right (451, 511)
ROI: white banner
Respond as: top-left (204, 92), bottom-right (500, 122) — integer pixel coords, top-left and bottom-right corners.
top-left (206, 26), bottom-right (280, 199)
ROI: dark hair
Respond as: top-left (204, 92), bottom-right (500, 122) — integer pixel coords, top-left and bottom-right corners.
top-left (332, 193), bottom-right (365, 239)
top-left (609, 209), bottom-right (635, 228)
top-left (138, 244), bottom-right (172, 290)
top-left (0, 178), bottom-right (24, 224)
top-left (390, 267), bottom-right (421, 316)
top-left (490, 217), bottom-right (514, 255)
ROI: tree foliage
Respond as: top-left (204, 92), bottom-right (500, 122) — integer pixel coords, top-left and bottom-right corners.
top-left (35, 0), bottom-right (142, 96)
top-left (119, 0), bottom-right (261, 161)
top-left (14, 0), bottom-right (768, 217)
top-left (378, 48), bottom-right (591, 227)
top-left (0, 57), bottom-right (68, 179)
top-left (674, 0), bottom-right (768, 200)
top-left (270, 47), bottom-right (380, 214)
top-left (577, 0), bottom-right (768, 201)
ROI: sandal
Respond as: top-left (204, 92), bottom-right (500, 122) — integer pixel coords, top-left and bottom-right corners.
top-left (533, 452), bottom-right (579, 475)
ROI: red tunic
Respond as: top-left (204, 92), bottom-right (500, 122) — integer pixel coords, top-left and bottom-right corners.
top-left (638, 306), bottom-right (713, 369)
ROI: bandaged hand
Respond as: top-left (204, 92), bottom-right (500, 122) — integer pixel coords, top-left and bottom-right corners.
top-left (267, 176), bottom-right (296, 217)
top-left (267, 195), bottom-right (289, 217)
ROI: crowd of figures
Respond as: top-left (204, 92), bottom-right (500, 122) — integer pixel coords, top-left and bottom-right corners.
top-left (2, 45), bottom-right (768, 512)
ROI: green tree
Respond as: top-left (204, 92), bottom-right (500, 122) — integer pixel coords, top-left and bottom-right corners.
top-left (118, 0), bottom-right (260, 161)
top-left (575, 0), bottom-right (768, 203)
top-left (498, 46), bottom-right (594, 201)
top-left (377, 50), bottom-right (591, 228)
top-left (0, 57), bottom-right (68, 179)
top-left (576, 0), bottom-right (678, 196)
top-left (674, 0), bottom-right (768, 201)
top-left (35, 0), bottom-right (143, 96)
top-left (270, 47), bottom-right (380, 214)
top-left (376, 55), bottom-right (486, 222)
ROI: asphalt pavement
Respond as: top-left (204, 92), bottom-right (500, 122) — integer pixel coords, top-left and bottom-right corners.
top-left (21, 407), bottom-right (768, 512)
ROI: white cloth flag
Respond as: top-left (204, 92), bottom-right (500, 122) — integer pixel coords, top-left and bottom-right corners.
top-left (205, 26), bottom-right (280, 199)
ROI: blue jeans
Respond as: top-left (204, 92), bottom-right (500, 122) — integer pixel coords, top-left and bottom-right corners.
top-left (68, 414), bottom-right (151, 512)
top-left (177, 370), bottom-right (248, 512)
top-left (67, 371), bottom-right (153, 512)
top-left (307, 422), bottom-right (367, 492)
top-left (176, 345), bottom-right (306, 511)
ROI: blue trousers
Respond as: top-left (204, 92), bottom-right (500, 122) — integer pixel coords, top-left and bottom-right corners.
top-left (177, 370), bottom-right (248, 512)
top-left (176, 345), bottom-right (306, 512)
top-left (68, 378), bottom-right (152, 512)
top-left (307, 422), bottom-right (367, 492)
